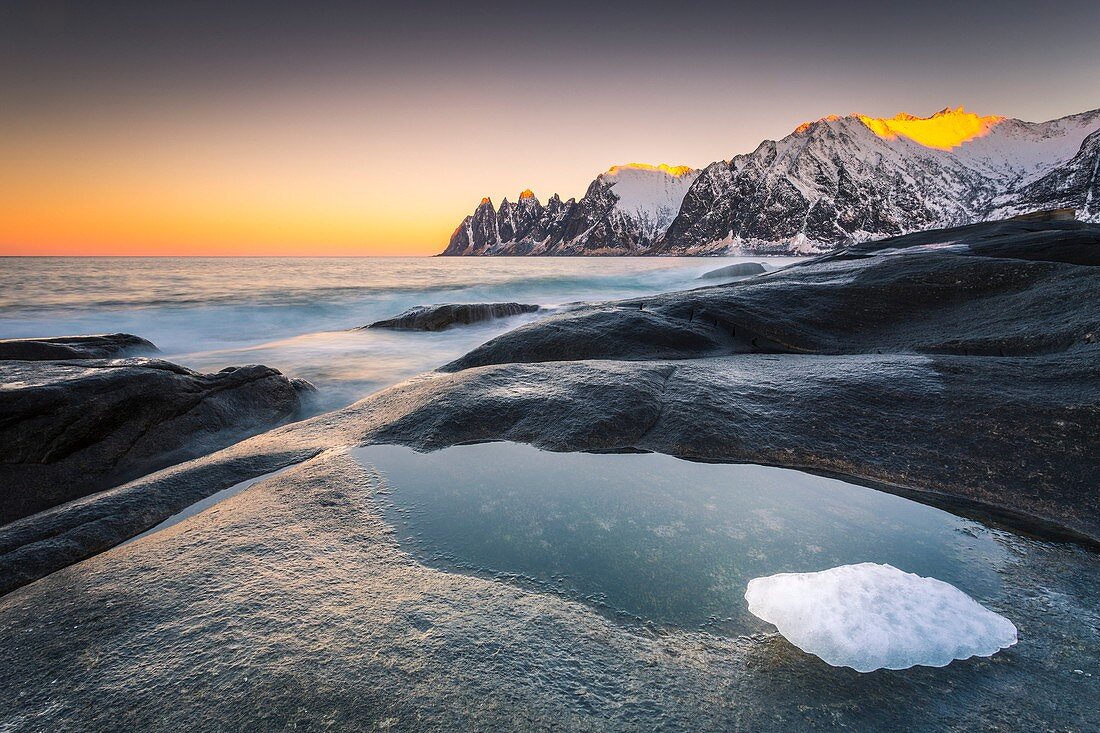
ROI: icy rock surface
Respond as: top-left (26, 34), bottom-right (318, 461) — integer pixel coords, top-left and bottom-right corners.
top-left (745, 563), bottom-right (1017, 672)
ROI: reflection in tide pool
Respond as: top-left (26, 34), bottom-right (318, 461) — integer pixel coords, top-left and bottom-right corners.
top-left (353, 442), bottom-right (1011, 636)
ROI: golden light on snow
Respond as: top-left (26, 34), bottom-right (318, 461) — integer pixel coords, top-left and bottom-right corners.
top-left (519, 189), bottom-right (537, 199)
top-left (795, 115), bottom-right (844, 134)
top-left (793, 108), bottom-right (1005, 151)
top-left (857, 107), bottom-right (1005, 150)
top-left (606, 163), bottom-right (696, 177)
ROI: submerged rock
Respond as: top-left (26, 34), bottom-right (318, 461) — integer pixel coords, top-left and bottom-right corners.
top-left (364, 302), bottom-right (540, 331)
top-left (0, 357), bottom-right (313, 524)
top-left (0, 333), bottom-right (157, 360)
top-left (698, 262), bottom-right (767, 279)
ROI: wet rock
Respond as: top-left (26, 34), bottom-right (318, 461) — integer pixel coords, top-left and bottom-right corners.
top-left (0, 450), bottom-right (1096, 732)
top-left (0, 357), bottom-right (313, 524)
top-left (382, 353), bottom-right (1100, 541)
top-left (364, 302), bottom-right (540, 331)
top-left (445, 220), bottom-right (1100, 370)
top-left (0, 333), bottom-right (157, 360)
top-left (429, 220), bottom-right (1100, 536)
top-left (698, 262), bottom-right (767, 279)
top-left (1, 219), bottom-right (1097, 595)
top-left (1, 220), bottom-right (1097, 731)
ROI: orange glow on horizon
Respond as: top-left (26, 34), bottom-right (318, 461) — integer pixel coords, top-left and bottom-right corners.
top-left (0, 114), bottom-right (467, 256)
top-left (0, 102), bottom-right (1013, 256)
top-left (0, 185), bottom-right (456, 256)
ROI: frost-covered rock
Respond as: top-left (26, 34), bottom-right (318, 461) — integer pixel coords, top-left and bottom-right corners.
top-left (745, 563), bottom-right (1018, 672)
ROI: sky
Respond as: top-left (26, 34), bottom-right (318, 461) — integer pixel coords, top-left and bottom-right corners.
top-left (1, 1), bottom-right (1098, 256)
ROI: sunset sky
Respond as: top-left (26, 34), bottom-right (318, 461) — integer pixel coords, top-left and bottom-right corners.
top-left (2, 1), bottom-right (1098, 256)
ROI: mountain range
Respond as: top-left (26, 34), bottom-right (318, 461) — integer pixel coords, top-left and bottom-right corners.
top-left (441, 106), bottom-right (1100, 256)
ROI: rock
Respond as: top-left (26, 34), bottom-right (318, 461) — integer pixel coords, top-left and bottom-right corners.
top-left (0, 357), bottom-right (313, 524)
top-left (364, 302), bottom-right (540, 331)
top-left (1, 219), bottom-right (1097, 730)
top-left (0, 333), bottom-right (157, 360)
top-left (383, 353), bottom-right (1100, 541)
top-left (0, 450), bottom-right (1096, 731)
top-left (445, 220), bottom-right (1100, 370)
top-left (427, 220), bottom-right (1100, 536)
top-left (1, 219), bottom-right (1097, 595)
top-left (698, 262), bottom-right (767, 279)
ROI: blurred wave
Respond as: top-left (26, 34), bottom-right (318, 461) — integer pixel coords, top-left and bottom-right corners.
top-left (0, 256), bottom-right (801, 412)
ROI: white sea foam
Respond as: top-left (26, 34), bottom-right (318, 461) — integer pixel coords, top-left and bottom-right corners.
top-left (745, 563), bottom-right (1017, 672)
top-left (0, 256), bottom-right (802, 413)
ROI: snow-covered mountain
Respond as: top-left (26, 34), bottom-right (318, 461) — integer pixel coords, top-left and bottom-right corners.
top-left (658, 107), bottom-right (1100, 255)
top-left (987, 128), bottom-right (1100, 222)
top-left (441, 107), bottom-right (1100, 256)
top-left (441, 164), bottom-right (699, 255)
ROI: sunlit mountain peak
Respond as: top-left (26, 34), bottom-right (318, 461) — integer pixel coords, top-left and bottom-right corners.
top-left (605, 163), bottom-right (696, 177)
top-left (857, 107), bottom-right (1005, 150)
top-left (794, 115), bottom-right (845, 134)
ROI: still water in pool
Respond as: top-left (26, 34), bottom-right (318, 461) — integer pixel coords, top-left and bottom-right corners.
top-left (353, 442), bottom-right (1011, 635)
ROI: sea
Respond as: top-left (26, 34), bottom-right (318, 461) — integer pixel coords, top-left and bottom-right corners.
top-left (0, 256), bottom-right (801, 412)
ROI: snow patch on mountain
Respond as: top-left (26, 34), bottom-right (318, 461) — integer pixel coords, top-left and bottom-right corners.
top-left (597, 164), bottom-right (699, 242)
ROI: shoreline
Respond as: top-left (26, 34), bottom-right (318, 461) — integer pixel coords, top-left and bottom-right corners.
top-left (3, 219), bottom-right (1098, 594)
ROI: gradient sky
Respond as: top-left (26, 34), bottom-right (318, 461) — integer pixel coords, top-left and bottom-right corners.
top-left (2, 1), bottom-right (1098, 256)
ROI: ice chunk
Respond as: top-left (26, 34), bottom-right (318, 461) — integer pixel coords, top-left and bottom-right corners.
top-left (745, 563), bottom-right (1017, 672)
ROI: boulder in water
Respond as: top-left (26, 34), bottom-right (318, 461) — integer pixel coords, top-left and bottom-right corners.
top-left (0, 356), bottom-right (313, 523)
top-left (698, 262), bottom-right (767, 279)
top-left (364, 302), bottom-right (540, 331)
top-left (0, 333), bottom-right (157, 360)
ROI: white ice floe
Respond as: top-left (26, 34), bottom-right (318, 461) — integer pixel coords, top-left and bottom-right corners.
top-left (745, 563), bottom-right (1017, 672)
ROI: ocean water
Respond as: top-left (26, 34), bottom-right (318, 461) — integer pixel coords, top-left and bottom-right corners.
top-left (0, 256), bottom-right (800, 411)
